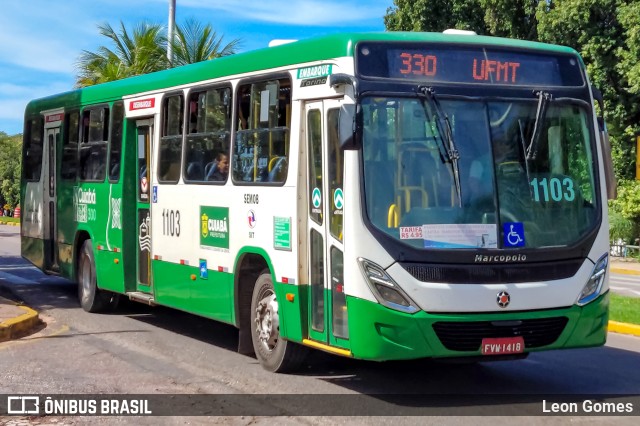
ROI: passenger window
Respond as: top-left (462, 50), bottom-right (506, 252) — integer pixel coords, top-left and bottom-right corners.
top-left (184, 86), bottom-right (231, 183)
top-left (61, 111), bottom-right (79, 181)
top-left (233, 78), bottom-right (291, 184)
top-left (23, 117), bottom-right (44, 182)
top-left (108, 102), bottom-right (124, 182)
top-left (79, 107), bottom-right (108, 182)
top-left (158, 94), bottom-right (184, 183)
top-left (328, 109), bottom-right (344, 241)
top-left (307, 109), bottom-right (322, 225)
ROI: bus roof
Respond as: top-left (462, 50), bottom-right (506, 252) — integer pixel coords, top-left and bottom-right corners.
top-left (25, 31), bottom-right (580, 116)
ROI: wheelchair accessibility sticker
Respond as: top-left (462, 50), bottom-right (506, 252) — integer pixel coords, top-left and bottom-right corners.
top-left (503, 222), bottom-right (525, 247)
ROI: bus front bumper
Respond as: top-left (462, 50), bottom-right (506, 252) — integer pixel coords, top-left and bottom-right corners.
top-left (346, 291), bottom-right (609, 361)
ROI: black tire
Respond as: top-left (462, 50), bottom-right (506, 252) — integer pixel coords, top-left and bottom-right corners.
top-left (77, 240), bottom-right (119, 313)
top-left (250, 270), bottom-right (307, 373)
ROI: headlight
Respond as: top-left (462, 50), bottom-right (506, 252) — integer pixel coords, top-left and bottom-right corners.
top-left (577, 253), bottom-right (608, 306)
top-left (358, 258), bottom-right (419, 313)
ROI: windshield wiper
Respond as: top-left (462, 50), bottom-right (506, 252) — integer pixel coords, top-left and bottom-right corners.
top-left (526, 90), bottom-right (552, 160)
top-left (418, 86), bottom-right (462, 207)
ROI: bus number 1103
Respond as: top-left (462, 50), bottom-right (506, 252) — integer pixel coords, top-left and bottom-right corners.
top-left (162, 209), bottom-right (181, 237)
top-left (530, 177), bottom-right (575, 202)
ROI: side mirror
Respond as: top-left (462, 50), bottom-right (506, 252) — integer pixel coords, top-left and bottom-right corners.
top-left (329, 73), bottom-right (359, 150)
top-left (592, 87), bottom-right (605, 131)
top-left (601, 129), bottom-right (617, 200)
top-left (592, 86), bottom-right (617, 199)
top-left (339, 104), bottom-right (356, 150)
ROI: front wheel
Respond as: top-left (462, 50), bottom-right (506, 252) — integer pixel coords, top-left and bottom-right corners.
top-left (78, 240), bottom-right (119, 313)
top-left (250, 270), bottom-right (306, 372)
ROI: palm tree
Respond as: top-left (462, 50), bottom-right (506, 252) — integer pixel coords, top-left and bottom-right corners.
top-left (75, 19), bottom-right (242, 87)
top-left (76, 21), bottom-right (167, 87)
top-left (170, 18), bottom-right (242, 67)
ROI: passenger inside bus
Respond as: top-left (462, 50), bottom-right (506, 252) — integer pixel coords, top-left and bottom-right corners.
top-left (206, 153), bottom-right (229, 181)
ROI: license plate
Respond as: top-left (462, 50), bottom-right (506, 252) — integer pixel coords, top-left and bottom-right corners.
top-left (481, 336), bottom-right (525, 355)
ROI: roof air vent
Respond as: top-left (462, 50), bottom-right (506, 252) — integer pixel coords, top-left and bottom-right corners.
top-left (442, 29), bottom-right (477, 36)
top-left (268, 39), bottom-right (298, 47)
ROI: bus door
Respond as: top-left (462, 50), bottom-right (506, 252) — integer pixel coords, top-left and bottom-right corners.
top-left (43, 124), bottom-right (60, 271)
top-left (305, 100), bottom-right (349, 349)
top-left (135, 119), bottom-right (154, 293)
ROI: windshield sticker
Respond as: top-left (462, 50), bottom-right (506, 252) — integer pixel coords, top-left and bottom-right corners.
top-left (503, 222), bottom-right (525, 247)
top-left (400, 226), bottom-right (423, 240)
top-left (423, 224), bottom-right (497, 249)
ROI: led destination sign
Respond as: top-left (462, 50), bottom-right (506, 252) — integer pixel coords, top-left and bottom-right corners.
top-left (357, 43), bottom-right (584, 87)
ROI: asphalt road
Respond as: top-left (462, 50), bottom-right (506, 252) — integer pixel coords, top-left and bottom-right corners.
top-left (610, 273), bottom-right (640, 297)
top-left (1, 225), bottom-right (640, 424)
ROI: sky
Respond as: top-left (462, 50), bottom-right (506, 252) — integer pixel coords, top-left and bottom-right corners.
top-left (0, 0), bottom-right (392, 135)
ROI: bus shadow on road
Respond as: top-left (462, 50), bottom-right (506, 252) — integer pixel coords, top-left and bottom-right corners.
top-left (304, 345), bottom-right (640, 408)
top-left (123, 303), bottom-right (240, 353)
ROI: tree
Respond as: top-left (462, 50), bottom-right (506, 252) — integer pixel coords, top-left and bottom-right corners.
top-left (536, 0), bottom-right (639, 180)
top-left (384, 0), bottom-right (539, 38)
top-left (482, 0), bottom-right (539, 40)
top-left (384, 0), bottom-right (487, 34)
top-left (618, 1), bottom-right (640, 95)
top-left (170, 18), bottom-right (241, 67)
top-left (76, 21), bottom-right (167, 87)
top-left (0, 132), bottom-right (22, 208)
top-left (75, 19), bottom-right (242, 87)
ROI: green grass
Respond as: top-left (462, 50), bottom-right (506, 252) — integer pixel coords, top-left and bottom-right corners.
top-left (0, 216), bottom-right (19, 224)
top-left (609, 293), bottom-right (640, 325)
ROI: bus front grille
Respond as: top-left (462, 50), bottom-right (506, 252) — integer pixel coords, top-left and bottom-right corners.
top-left (432, 317), bottom-right (569, 352)
top-left (399, 260), bottom-right (583, 284)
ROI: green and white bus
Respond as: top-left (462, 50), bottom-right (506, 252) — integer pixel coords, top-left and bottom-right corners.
top-left (21, 31), bottom-right (616, 372)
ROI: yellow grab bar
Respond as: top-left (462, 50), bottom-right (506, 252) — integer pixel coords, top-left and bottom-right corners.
top-left (387, 204), bottom-right (399, 228)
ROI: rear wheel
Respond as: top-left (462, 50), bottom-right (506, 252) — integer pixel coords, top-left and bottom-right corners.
top-left (78, 240), bottom-right (119, 313)
top-left (250, 270), bottom-right (307, 372)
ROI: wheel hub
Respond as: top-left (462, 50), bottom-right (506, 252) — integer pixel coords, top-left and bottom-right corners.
top-left (254, 292), bottom-right (279, 351)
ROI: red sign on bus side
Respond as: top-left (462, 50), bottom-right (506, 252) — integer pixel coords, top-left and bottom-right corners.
top-left (45, 113), bottom-right (64, 123)
top-left (130, 98), bottom-right (155, 111)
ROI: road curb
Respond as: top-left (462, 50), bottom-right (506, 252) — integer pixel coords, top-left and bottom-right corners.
top-left (0, 297), bottom-right (40, 343)
top-left (610, 266), bottom-right (640, 276)
top-left (608, 320), bottom-right (640, 337)
top-left (0, 221), bottom-right (19, 226)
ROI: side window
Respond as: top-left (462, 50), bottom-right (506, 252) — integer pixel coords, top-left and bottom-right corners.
top-left (79, 107), bottom-right (108, 182)
top-left (327, 108), bottom-right (343, 241)
top-left (61, 111), bottom-right (79, 181)
top-left (158, 94), bottom-right (184, 183)
top-left (108, 101), bottom-right (124, 182)
top-left (184, 86), bottom-right (232, 183)
top-left (233, 77), bottom-right (291, 184)
top-left (307, 109), bottom-right (322, 225)
top-left (23, 117), bottom-right (44, 182)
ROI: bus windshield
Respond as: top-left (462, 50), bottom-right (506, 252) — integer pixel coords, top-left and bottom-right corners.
top-left (362, 96), bottom-right (598, 249)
